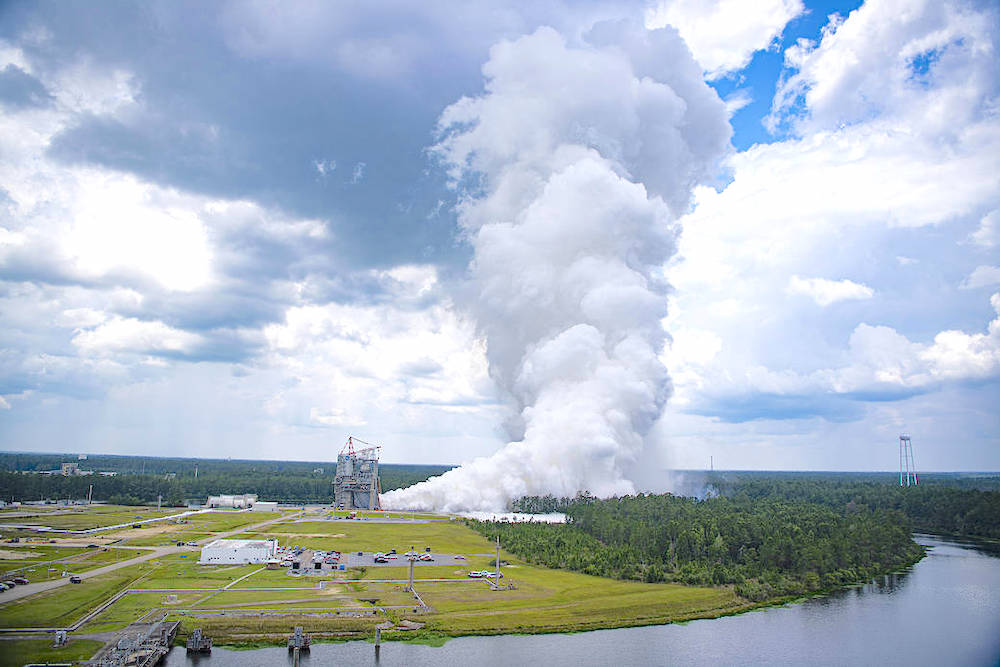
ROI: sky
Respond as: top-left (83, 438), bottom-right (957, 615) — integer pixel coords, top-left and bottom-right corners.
top-left (0, 0), bottom-right (997, 479)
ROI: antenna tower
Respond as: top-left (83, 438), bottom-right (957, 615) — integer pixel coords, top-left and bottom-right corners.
top-left (899, 434), bottom-right (917, 487)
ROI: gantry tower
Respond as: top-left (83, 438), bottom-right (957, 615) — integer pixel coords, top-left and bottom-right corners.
top-left (333, 436), bottom-right (382, 510)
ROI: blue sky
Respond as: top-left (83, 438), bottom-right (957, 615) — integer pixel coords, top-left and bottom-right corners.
top-left (0, 0), bottom-right (997, 486)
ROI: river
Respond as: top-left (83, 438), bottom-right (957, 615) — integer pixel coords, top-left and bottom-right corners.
top-left (162, 535), bottom-right (1000, 666)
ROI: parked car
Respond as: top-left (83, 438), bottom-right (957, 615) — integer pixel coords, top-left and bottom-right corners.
top-left (86, 544), bottom-right (99, 548)
top-left (467, 571), bottom-right (483, 578)
top-left (13, 577), bottom-right (28, 585)
top-left (3, 580), bottom-right (18, 588)
top-left (0, 583), bottom-right (9, 591)
top-left (186, 541), bottom-right (197, 546)
top-left (69, 576), bottom-right (82, 584)
top-left (419, 554), bottom-right (434, 561)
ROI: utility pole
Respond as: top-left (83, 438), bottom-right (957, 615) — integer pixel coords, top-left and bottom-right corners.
top-left (87, 484), bottom-right (93, 505)
top-left (495, 534), bottom-right (501, 587)
top-left (194, 464), bottom-right (198, 479)
top-left (710, 456), bottom-right (713, 472)
top-left (157, 494), bottom-right (162, 511)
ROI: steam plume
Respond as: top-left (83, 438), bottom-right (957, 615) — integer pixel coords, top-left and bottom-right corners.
top-left (383, 21), bottom-right (729, 512)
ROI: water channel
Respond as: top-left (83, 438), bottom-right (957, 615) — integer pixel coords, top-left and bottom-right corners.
top-left (162, 534), bottom-right (1000, 666)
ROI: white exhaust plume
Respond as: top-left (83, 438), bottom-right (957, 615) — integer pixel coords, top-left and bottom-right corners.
top-left (383, 21), bottom-right (730, 512)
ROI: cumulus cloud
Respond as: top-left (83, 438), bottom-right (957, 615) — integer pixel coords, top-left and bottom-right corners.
top-left (646, 0), bottom-right (804, 79)
top-left (383, 21), bottom-right (729, 511)
top-left (662, 0), bottom-right (1000, 432)
top-left (961, 266), bottom-right (1000, 290)
top-left (971, 210), bottom-right (999, 248)
top-left (770, 0), bottom-right (998, 136)
top-left (72, 317), bottom-right (206, 357)
top-left (787, 275), bottom-right (874, 306)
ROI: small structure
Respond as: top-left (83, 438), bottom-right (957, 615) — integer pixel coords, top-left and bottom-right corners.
top-left (334, 436), bottom-right (382, 510)
top-left (288, 626), bottom-right (311, 651)
top-left (186, 628), bottom-right (212, 653)
top-left (206, 493), bottom-right (257, 509)
top-left (252, 501), bottom-right (278, 512)
top-left (199, 538), bottom-right (277, 564)
top-left (53, 630), bottom-right (67, 647)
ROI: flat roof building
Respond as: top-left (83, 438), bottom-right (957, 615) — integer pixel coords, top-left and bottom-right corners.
top-left (199, 538), bottom-right (277, 564)
top-left (206, 494), bottom-right (257, 509)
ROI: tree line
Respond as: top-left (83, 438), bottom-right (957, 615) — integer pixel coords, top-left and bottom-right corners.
top-left (708, 473), bottom-right (1000, 539)
top-left (0, 453), bottom-right (453, 505)
top-left (471, 492), bottom-right (925, 601)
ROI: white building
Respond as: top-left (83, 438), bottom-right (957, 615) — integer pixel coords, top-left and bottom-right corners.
top-left (199, 538), bottom-right (277, 564)
top-left (252, 501), bottom-right (278, 512)
top-left (206, 494), bottom-right (257, 509)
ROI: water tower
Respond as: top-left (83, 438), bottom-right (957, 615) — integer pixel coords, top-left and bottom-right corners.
top-left (899, 434), bottom-right (917, 487)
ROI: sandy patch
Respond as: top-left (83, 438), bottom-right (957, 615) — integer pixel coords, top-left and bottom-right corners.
top-left (0, 549), bottom-right (41, 560)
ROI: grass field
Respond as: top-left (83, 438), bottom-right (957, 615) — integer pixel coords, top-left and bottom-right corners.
top-left (0, 638), bottom-right (103, 666)
top-left (1, 547), bottom-right (150, 581)
top-left (3, 507), bottom-right (184, 530)
top-left (249, 517), bottom-right (493, 553)
top-left (0, 563), bottom-right (157, 628)
top-left (0, 505), bottom-right (758, 653)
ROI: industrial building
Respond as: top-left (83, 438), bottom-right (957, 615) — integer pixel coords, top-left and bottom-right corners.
top-left (199, 538), bottom-right (278, 564)
top-left (252, 501), bottom-right (278, 512)
top-left (206, 493), bottom-right (257, 509)
top-left (334, 436), bottom-right (382, 510)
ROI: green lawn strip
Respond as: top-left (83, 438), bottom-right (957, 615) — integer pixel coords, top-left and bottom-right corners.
top-left (7, 508), bottom-right (183, 531)
top-left (1, 547), bottom-right (151, 582)
top-left (259, 519), bottom-right (493, 553)
top-left (125, 530), bottom-right (213, 546)
top-left (0, 638), bottom-right (104, 667)
top-left (171, 614), bottom-right (382, 645)
top-left (0, 562), bottom-right (158, 628)
top-left (129, 557), bottom-right (259, 590)
top-left (80, 591), bottom-right (205, 633)
top-left (415, 572), bottom-right (749, 635)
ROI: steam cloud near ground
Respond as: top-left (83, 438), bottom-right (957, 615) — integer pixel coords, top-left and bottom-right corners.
top-left (382, 21), bottom-right (730, 512)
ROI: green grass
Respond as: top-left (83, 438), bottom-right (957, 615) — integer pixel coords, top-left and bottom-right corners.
top-left (255, 518), bottom-right (492, 553)
top-left (5, 507), bottom-right (183, 531)
top-left (0, 638), bottom-right (103, 666)
top-left (0, 507), bottom-right (758, 645)
top-left (0, 562), bottom-right (158, 628)
top-left (130, 555), bottom-right (259, 590)
top-left (82, 591), bottom-right (206, 633)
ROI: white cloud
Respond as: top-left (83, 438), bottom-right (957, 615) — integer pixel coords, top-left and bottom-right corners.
top-left (663, 0), bottom-right (1000, 431)
top-left (971, 209), bottom-right (1000, 248)
top-left (646, 0), bottom-right (804, 79)
top-left (961, 265), bottom-right (1000, 290)
top-left (72, 317), bottom-right (205, 357)
top-left (723, 89), bottom-right (753, 117)
top-left (787, 275), bottom-right (874, 306)
top-left (0, 396), bottom-right (10, 410)
top-left (262, 265), bottom-right (494, 428)
top-left (770, 0), bottom-right (998, 137)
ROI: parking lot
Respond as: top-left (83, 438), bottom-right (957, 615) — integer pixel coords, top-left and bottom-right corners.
top-left (341, 551), bottom-right (467, 568)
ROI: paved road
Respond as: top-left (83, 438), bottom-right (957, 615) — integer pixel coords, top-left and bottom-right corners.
top-left (0, 511), bottom-right (301, 608)
top-left (0, 545), bottom-right (182, 605)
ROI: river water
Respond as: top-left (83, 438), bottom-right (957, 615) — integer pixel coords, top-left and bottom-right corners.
top-left (162, 535), bottom-right (1000, 666)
